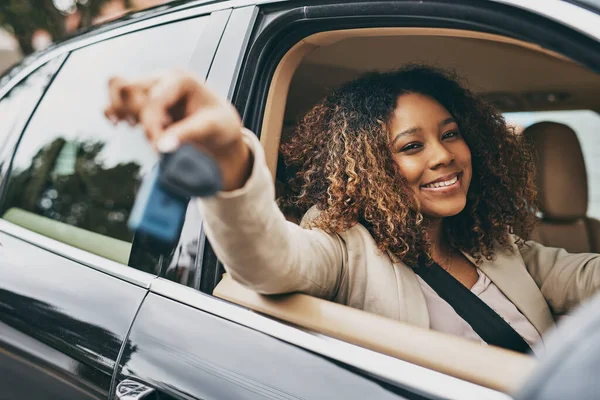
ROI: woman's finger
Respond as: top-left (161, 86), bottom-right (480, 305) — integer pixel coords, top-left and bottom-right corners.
top-left (153, 110), bottom-right (216, 152)
top-left (139, 73), bottom-right (205, 141)
top-left (107, 77), bottom-right (129, 119)
top-left (106, 74), bottom-right (162, 122)
top-left (152, 108), bottom-right (234, 153)
top-left (104, 106), bottom-right (119, 125)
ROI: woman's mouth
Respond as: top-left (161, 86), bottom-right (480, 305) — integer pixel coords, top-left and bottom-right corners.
top-left (421, 173), bottom-right (461, 192)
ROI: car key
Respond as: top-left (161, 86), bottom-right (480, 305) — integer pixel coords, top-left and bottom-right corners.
top-left (128, 145), bottom-right (222, 244)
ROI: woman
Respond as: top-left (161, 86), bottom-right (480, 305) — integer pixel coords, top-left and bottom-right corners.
top-left (105, 65), bottom-right (600, 350)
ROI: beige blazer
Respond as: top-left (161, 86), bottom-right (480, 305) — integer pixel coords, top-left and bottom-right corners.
top-left (198, 129), bottom-right (600, 336)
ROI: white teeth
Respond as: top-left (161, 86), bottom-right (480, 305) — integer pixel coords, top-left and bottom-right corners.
top-left (424, 176), bottom-right (458, 189)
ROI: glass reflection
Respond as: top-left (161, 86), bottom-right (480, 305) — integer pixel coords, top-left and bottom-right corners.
top-left (0, 288), bottom-right (137, 398)
top-left (5, 137), bottom-right (142, 241)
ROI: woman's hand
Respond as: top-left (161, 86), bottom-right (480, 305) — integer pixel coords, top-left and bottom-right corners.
top-left (104, 69), bottom-right (252, 191)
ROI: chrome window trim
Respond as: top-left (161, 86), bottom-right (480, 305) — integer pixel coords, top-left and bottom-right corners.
top-left (490, 0), bottom-right (600, 40)
top-left (150, 277), bottom-right (512, 400)
top-left (0, 219), bottom-right (154, 288)
top-left (163, 0), bottom-right (284, 15)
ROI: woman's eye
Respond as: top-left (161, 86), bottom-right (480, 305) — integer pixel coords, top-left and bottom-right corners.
top-left (399, 143), bottom-right (422, 153)
top-left (442, 130), bottom-right (461, 140)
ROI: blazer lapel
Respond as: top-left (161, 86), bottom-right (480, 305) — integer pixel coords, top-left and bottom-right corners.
top-left (388, 251), bottom-right (430, 329)
top-left (462, 249), bottom-right (555, 335)
top-left (395, 263), bottom-right (430, 329)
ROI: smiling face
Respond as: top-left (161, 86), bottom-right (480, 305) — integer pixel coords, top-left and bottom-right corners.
top-left (389, 93), bottom-right (472, 219)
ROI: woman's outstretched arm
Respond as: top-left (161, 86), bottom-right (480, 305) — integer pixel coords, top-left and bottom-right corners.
top-left (105, 70), bottom-right (345, 299)
top-left (197, 128), bottom-right (346, 297)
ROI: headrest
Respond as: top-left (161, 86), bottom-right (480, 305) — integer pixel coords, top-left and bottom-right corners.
top-left (522, 121), bottom-right (587, 220)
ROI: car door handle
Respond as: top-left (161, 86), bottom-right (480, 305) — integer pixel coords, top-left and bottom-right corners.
top-left (116, 379), bottom-right (155, 400)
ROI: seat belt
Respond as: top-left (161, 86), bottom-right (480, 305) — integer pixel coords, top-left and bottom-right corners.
top-left (413, 261), bottom-right (533, 354)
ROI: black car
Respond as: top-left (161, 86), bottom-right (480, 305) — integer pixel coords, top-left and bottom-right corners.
top-left (2, 0), bottom-right (600, 399)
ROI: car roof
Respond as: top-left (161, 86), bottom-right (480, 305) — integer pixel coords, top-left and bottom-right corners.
top-left (19, 0), bottom-right (600, 58)
top-left (1, 0), bottom-right (598, 89)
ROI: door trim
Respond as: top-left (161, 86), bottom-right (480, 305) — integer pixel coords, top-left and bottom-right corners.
top-left (0, 219), bottom-right (154, 288)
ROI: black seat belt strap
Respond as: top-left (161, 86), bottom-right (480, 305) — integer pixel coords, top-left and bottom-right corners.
top-left (414, 262), bottom-right (533, 354)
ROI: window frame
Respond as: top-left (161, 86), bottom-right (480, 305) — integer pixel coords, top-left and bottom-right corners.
top-left (0, 4), bottom-right (231, 286)
top-left (182, 0), bottom-right (600, 398)
top-left (0, 55), bottom-right (69, 196)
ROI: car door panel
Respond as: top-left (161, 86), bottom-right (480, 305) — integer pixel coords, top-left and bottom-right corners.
top-left (116, 290), bottom-right (407, 400)
top-left (0, 229), bottom-right (147, 399)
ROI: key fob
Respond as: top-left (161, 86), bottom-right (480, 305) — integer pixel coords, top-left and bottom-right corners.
top-left (159, 144), bottom-right (222, 198)
top-left (128, 145), bottom-right (222, 244)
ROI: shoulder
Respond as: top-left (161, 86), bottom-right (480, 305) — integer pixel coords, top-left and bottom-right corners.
top-left (299, 205), bottom-right (322, 228)
top-left (494, 233), bottom-right (528, 257)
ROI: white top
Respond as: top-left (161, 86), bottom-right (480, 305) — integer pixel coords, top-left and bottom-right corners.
top-left (417, 269), bottom-right (544, 355)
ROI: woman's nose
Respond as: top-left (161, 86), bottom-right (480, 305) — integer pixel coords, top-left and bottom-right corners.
top-left (428, 141), bottom-right (454, 169)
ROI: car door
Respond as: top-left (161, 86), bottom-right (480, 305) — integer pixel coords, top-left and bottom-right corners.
top-left (116, 1), bottom-right (600, 400)
top-left (112, 6), bottom-right (498, 400)
top-left (0, 8), bottom-right (227, 400)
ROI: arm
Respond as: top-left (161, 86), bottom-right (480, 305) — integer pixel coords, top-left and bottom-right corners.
top-left (520, 240), bottom-right (600, 315)
top-left (197, 129), bottom-right (346, 299)
top-left (103, 71), bottom-right (345, 299)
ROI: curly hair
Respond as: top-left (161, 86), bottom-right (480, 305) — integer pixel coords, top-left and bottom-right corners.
top-left (279, 65), bottom-right (538, 267)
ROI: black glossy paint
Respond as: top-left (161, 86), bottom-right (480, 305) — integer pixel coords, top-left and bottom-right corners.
top-left (162, 201), bottom-right (203, 289)
top-left (117, 293), bottom-right (407, 400)
top-left (0, 232), bottom-right (146, 399)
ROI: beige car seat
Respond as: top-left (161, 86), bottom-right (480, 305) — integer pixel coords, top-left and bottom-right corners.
top-left (523, 121), bottom-right (600, 253)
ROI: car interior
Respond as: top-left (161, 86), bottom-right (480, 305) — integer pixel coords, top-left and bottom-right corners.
top-left (213, 27), bottom-right (600, 393)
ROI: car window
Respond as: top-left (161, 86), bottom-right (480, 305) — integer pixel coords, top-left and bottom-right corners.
top-left (504, 110), bottom-right (600, 219)
top-left (1, 16), bottom-right (209, 264)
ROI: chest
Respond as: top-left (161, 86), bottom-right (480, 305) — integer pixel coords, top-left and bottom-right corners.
top-left (339, 225), bottom-right (554, 334)
top-left (436, 253), bottom-right (479, 289)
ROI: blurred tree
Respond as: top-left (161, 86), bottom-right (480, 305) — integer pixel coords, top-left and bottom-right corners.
top-left (0, 0), bottom-right (131, 55)
top-left (4, 136), bottom-right (142, 242)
